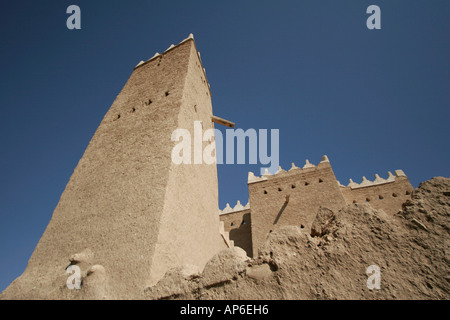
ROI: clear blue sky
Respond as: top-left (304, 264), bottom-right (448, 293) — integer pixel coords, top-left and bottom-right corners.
top-left (0, 1), bottom-right (449, 292)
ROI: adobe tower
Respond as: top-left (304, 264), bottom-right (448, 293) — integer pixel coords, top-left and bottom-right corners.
top-left (1, 35), bottom-right (230, 299)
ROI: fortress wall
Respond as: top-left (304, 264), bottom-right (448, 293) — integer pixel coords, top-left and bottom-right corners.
top-left (341, 171), bottom-right (414, 215)
top-left (219, 203), bottom-right (252, 257)
top-left (248, 157), bottom-right (346, 257)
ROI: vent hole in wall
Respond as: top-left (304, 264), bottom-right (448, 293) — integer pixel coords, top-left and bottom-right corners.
top-left (264, 190), bottom-right (268, 195)
top-left (379, 195), bottom-right (384, 200)
top-left (319, 179), bottom-right (323, 183)
top-left (300, 224), bottom-right (305, 229)
top-left (269, 261), bottom-right (278, 272)
top-left (278, 187), bottom-right (282, 192)
top-left (165, 91), bottom-right (170, 97)
top-left (366, 198), bottom-right (370, 202)
top-left (305, 182), bottom-right (309, 186)
top-left (291, 184), bottom-right (296, 189)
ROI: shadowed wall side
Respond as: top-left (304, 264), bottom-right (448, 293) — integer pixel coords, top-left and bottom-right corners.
top-left (148, 39), bottom-right (228, 286)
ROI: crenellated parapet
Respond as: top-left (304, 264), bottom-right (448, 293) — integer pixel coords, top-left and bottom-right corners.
top-left (340, 168), bottom-right (413, 215)
top-left (219, 200), bottom-right (250, 216)
top-left (247, 155), bottom-right (331, 185)
top-left (133, 33), bottom-right (211, 97)
top-left (134, 34), bottom-right (195, 69)
top-left (344, 170), bottom-right (407, 190)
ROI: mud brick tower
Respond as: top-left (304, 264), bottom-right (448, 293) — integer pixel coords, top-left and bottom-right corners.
top-left (1, 35), bottom-right (230, 299)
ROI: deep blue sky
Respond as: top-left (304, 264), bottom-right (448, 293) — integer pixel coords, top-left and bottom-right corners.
top-left (0, 1), bottom-right (449, 292)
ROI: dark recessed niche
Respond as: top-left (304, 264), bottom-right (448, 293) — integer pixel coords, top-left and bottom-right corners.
top-left (300, 224), bottom-right (305, 229)
top-left (319, 178), bottom-right (323, 183)
top-left (305, 182), bottom-right (309, 186)
top-left (165, 91), bottom-right (170, 97)
top-left (145, 99), bottom-right (152, 106)
top-left (379, 195), bottom-right (384, 200)
top-left (278, 187), bottom-right (282, 192)
top-left (263, 190), bottom-right (268, 195)
top-left (406, 190), bottom-right (411, 195)
top-left (392, 193), bottom-right (398, 197)
top-left (291, 184), bottom-right (296, 189)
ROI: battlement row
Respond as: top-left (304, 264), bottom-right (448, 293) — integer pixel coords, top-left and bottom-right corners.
top-left (247, 155), bottom-right (408, 190)
top-left (133, 34), bottom-right (210, 87)
top-left (219, 200), bottom-right (250, 216)
top-left (339, 170), bottom-right (407, 189)
top-left (134, 34), bottom-right (196, 69)
top-left (248, 155), bottom-right (331, 184)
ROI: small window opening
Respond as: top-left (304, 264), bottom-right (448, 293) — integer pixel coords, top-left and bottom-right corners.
top-left (319, 178), bottom-right (323, 183)
top-left (115, 114), bottom-right (120, 120)
top-left (231, 222), bottom-right (234, 227)
top-left (379, 195), bottom-right (384, 200)
top-left (264, 190), bottom-right (268, 194)
top-left (300, 224), bottom-right (305, 229)
top-left (392, 193), bottom-right (398, 197)
top-left (131, 107), bottom-right (136, 113)
top-left (165, 91), bottom-right (170, 97)
top-left (278, 187), bottom-right (282, 192)
top-left (366, 198), bottom-right (370, 202)
top-left (305, 182), bottom-right (309, 186)
top-left (291, 184), bottom-right (296, 189)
